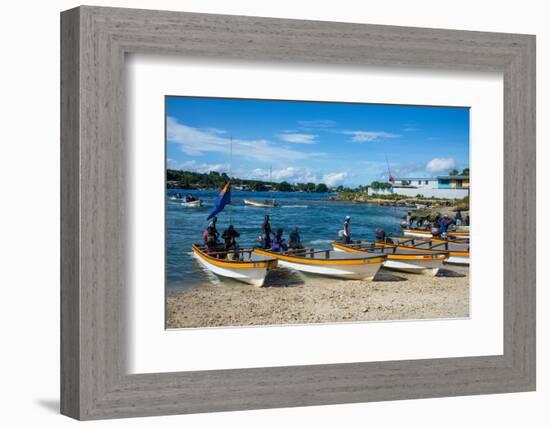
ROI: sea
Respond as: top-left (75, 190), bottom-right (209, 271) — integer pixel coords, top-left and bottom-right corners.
top-left (166, 189), bottom-right (409, 290)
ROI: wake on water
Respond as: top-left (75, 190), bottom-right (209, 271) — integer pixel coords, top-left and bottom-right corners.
top-left (281, 205), bottom-right (309, 208)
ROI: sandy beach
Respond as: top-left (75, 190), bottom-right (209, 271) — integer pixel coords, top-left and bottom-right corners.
top-left (166, 265), bottom-right (469, 329)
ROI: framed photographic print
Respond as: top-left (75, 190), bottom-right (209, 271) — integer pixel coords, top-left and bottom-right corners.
top-left (61, 6), bottom-right (536, 420)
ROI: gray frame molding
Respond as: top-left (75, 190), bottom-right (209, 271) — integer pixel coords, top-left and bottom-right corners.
top-left (61, 6), bottom-right (536, 420)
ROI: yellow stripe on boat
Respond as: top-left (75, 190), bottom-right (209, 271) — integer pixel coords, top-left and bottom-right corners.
top-left (375, 242), bottom-right (469, 258)
top-left (331, 242), bottom-right (447, 261)
top-left (253, 248), bottom-right (385, 265)
top-left (192, 245), bottom-right (277, 269)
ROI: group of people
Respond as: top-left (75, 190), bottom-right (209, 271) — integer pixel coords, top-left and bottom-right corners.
top-left (202, 215), bottom-right (304, 258)
top-left (202, 216), bottom-right (241, 258)
top-left (404, 210), bottom-right (469, 235)
top-left (259, 215), bottom-right (303, 252)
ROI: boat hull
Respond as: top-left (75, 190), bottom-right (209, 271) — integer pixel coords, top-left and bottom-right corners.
top-left (445, 255), bottom-right (470, 265)
top-left (332, 242), bottom-right (444, 275)
top-left (243, 199), bottom-right (277, 208)
top-left (276, 259), bottom-right (381, 280)
top-left (403, 229), bottom-right (433, 238)
top-left (379, 239), bottom-right (469, 266)
top-left (192, 246), bottom-right (276, 287)
top-left (181, 200), bottom-right (202, 207)
top-left (254, 248), bottom-right (385, 281)
top-left (403, 228), bottom-right (470, 241)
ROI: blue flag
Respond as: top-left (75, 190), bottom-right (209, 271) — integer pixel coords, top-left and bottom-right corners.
top-left (207, 182), bottom-right (231, 220)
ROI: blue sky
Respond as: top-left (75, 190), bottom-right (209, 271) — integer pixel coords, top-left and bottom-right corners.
top-left (166, 96), bottom-right (469, 187)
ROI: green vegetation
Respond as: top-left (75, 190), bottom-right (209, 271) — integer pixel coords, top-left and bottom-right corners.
top-left (460, 168), bottom-right (469, 176)
top-left (449, 169), bottom-right (459, 176)
top-left (370, 181), bottom-right (392, 190)
top-left (166, 169), bottom-right (332, 193)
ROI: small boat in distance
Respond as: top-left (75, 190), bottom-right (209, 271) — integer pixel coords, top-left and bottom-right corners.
top-left (243, 199), bottom-right (278, 208)
top-left (191, 245), bottom-right (277, 287)
top-left (381, 237), bottom-right (470, 265)
top-left (253, 247), bottom-right (386, 281)
top-left (181, 199), bottom-right (202, 207)
top-left (331, 241), bottom-right (448, 276)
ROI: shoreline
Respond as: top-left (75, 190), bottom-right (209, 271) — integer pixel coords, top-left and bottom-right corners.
top-left (166, 266), bottom-right (470, 329)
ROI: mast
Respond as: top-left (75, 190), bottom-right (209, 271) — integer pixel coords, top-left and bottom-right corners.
top-left (269, 165), bottom-right (273, 215)
top-left (229, 136), bottom-right (233, 225)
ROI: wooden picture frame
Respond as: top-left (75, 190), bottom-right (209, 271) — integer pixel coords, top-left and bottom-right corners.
top-left (61, 6), bottom-right (536, 420)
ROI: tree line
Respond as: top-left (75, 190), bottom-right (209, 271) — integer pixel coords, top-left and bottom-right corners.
top-left (166, 169), bottom-right (330, 193)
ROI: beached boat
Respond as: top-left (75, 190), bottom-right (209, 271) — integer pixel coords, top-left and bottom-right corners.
top-left (181, 199), bottom-right (202, 207)
top-left (331, 241), bottom-right (448, 276)
top-left (403, 228), bottom-right (469, 241)
top-left (191, 244), bottom-right (277, 287)
top-left (253, 247), bottom-right (386, 280)
top-left (382, 237), bottom-right (470, 265)
top-left (243, 199), bottom-right (278, 208)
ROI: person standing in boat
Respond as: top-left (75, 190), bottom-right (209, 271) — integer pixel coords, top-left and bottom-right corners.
top-left (204, 216), bottom-right (219, 248)
top-left (406, 212), bottom-right (412, 228)
top-left (261, 215), bottom-right (272, 249)
top-left (343, 216), bottom-right (351, 243)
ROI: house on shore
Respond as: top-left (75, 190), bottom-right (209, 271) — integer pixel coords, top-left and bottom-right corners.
top-left (368, 176), bottom-right (469, 199)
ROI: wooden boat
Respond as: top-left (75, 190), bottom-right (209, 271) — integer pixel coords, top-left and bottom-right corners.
top-left (331, 241), bottom-right (448, 276)
top-left (180, 199), bottom-right (202, 207)
top-left (382, 237), bottom-right (470, 265)
top-left (243, 198), bottom-right (278, 208)
top-left (403, 228), bottom-right (469, 241)
top-left (191, 244), bottom-right (277, 287)
top-left (253, 247), bottom-right (386, 280)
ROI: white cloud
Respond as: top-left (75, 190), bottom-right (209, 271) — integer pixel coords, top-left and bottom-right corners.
top-left (322, 172), bottom-right (348, 187)
top-left (426, 157), bottom-right (457, 173)
top-left (339, 130), bottom-right (399, 142)
top-left (167, 117), bottom-right (316, 163)
top-left (167, 159), bottom-right (229, 173)
top-left (278, 133), bottom-right (317, 144)
top-left (247, 167), bottom-right (318, 183)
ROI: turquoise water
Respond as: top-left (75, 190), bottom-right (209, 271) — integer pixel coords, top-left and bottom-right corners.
top-left (166, 190), bottom-right (409, 290)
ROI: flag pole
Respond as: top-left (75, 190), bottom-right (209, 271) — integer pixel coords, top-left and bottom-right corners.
top-left (229, 136), bottom-right (233, 225)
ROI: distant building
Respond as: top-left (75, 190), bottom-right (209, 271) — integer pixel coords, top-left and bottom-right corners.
top-left (368, 175), bottom-right (469, 199)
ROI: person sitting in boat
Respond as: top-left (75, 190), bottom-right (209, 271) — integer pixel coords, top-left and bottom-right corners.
top-left (415, 218), bottom-right (423, 229)
top-left (271, 228), bottom-right (288, 252)
top-left (289, 227), bottom-right (303, 250)
top-left (343, 216), bottom-right (351, 243)
top-left (222, 225), bottom-right (240, 253)
top-left (454, 210), bottom-right (463, 226)
top-left (439, 214), bottom-right (451, 234)
top-left (262, 215), bottom-right (272, 249)
top-left (185, 194), bottom-right (196, 202)
top-left (375, 227), bottom-right (386, 242)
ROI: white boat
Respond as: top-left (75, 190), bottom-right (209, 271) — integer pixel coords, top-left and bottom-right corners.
top-left (253, 247), bottom-right (386, 281)
top-left (331, 241), bottom-right (447, 276)
top-left (243, 199), bottom-right (278, 208)
top-left (403, 228), bottom-right (469, 242)
top-left (181, 199), bottom-right (202, 207)
top-left (385, 237), bottom-right (470, 265)
top-left (192, 245), bottom-right (277, 287)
